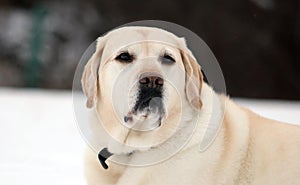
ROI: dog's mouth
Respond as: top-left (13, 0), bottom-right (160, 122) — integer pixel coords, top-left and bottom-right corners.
top-left (133, 84), bottom-right (164, 117)
top-left (99, 90), bottom-right (165, 170)
top-left (124, 83), bottom-right (165, 131)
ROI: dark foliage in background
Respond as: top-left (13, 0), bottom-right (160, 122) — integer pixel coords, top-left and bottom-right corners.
top-left (0, 0), bottom-right (299, 99)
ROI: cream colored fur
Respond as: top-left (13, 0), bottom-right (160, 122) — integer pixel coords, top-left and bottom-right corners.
top-left (82, 27), bottom-right (300, 185)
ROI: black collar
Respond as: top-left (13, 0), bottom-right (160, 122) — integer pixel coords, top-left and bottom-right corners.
top-left (98, 148), bottom-right (113, 170)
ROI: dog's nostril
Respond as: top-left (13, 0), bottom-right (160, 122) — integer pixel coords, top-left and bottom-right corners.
top-left (155, 77), bottom-right (164, 86)
top-left (139, 76), bottom-right (164, 87)
top-left (139, 77), bottom-right (150, 84)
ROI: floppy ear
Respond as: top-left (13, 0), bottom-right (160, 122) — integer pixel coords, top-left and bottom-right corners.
top-left (180, 39), bottom-right (203, 110)
top-left (81, 37), bottom-right (105, 108)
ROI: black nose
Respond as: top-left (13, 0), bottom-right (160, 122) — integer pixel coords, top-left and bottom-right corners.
top-left (139, 75), bottom-right (164, 88)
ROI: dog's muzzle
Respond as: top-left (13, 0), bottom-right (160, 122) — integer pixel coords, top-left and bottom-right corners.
top-left (124, 72), bottom-right (165, 129)
top-left (134, 73), bottom-right (164, 112)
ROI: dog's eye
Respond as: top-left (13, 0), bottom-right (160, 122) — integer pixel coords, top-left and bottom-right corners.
top-left (161, 54), bottom-right (175, 64)
top-left (115, 52), bottom-right (133, 63)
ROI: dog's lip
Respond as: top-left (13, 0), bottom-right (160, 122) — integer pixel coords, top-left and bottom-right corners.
top-left (124, 94), bottom-right (165, 130)
top-left (124, 108), bottom-right (164, 120)
top-left (123, 111), bottom-right (150, 123)
top-left (123, 111), bottom-right (164, 128)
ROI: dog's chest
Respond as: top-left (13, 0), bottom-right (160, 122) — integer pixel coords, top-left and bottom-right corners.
top-left (108, 147), bottom-right (219, 185)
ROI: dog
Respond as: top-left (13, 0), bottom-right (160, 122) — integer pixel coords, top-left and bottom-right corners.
top-left (81, 26), bottom-right (300, 185)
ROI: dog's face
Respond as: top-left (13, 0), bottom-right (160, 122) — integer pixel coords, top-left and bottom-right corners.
top-left (82, 27), bottom-right (203, 153)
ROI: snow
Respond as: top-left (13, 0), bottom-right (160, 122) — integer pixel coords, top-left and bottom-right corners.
top-left (234, 98), bottom-right (300, 125)
top-left (0, 88), bottom-right (86, 185)
top-left (0, 88), bottom-right (299, 185)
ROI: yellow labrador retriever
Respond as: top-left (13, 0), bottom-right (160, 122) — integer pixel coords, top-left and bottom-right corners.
top-left (82, 26), bottom-right (300, 185)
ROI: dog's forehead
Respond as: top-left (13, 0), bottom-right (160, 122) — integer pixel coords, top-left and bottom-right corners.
top-left (108, 27), bottom-right (180, 47)
top-left (101, 27), bottom-right (182, 60)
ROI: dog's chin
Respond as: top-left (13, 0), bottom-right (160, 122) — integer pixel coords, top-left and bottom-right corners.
top-left (124, 108), bottom-right (164, 131)
top-left (108, 109), bottom-right (163, 156)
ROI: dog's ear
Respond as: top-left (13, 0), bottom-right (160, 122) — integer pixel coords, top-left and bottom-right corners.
top-left (81, 37), bottom-right (105, 108)
top-left (179, 38), bottom-right (203, 110)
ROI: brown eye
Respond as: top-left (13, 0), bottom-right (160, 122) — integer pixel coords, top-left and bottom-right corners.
top-left (115, 52), bottom-right (133, 63)
top-left (162, 54), bottom-right (175, 64)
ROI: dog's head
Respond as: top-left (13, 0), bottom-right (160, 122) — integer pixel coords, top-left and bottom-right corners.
top-left (81, 26), bottom-right (203, 153)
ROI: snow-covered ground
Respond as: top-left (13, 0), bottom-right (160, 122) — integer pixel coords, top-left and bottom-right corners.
top-left (0, 88), bottom-right (85, 185)
top-left (0, 88), bottom-right (299, 185)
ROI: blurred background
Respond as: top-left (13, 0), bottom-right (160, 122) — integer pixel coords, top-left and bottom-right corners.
top-left (0, 0), bottom-right (299, 99)
top-left (0, 1), bottom-right (299, 184)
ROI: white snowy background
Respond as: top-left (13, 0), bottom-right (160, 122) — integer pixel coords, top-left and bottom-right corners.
top-left (0, 88), bottom-right (299, 185)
